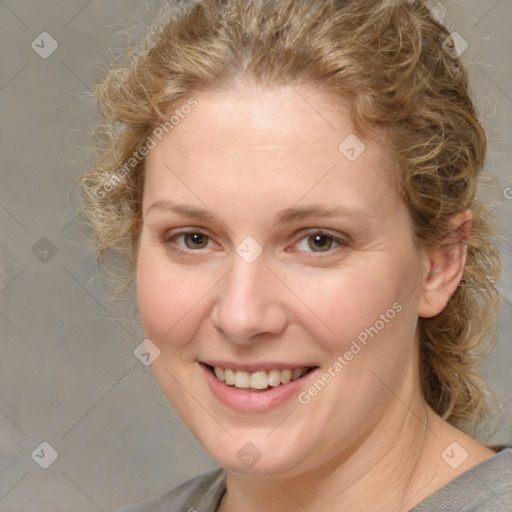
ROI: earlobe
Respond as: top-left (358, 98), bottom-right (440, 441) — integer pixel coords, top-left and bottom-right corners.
top-left (417, 211), bottom-right (472, 319)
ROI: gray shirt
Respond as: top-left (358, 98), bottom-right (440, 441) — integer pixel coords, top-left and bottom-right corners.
top-left (115, 448), bottom-right (512, 511)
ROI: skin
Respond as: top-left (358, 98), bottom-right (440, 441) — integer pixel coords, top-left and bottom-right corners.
top-left (136, 84), bottom-right (495, 511)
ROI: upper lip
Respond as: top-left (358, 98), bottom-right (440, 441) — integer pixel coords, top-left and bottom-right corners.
top-left (201, 360), bottom-right (317, 372)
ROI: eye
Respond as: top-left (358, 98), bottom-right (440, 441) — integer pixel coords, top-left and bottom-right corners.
top-left (292, 230), bottom-right (348, 254)
top-left (164, 230), bottom-right (213, 252)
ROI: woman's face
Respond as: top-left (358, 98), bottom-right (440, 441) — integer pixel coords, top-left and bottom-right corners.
top-left (137, 85), bottom-right (429, 477)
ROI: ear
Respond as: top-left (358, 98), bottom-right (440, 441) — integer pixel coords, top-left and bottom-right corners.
top-left (417, 210), bottom-right (472, 319)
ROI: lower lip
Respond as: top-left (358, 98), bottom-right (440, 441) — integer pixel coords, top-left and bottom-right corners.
top-left (201, 364), bottom-right (317, 413)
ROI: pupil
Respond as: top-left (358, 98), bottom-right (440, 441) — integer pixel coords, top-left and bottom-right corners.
top-left (309, 234), bottom-right (332, 252)
top-left (186, 233), bottom-right (207, 248)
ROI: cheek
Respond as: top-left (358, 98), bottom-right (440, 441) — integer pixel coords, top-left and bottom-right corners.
top-left (290, 264), bottom-right (404, 350)
top-left (136, 248), bottom-right (210, 348)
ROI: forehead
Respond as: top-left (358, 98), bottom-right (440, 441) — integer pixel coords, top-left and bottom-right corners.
top-left (151, 85), bottom-right (359, 160)
top-left (143, 85), bottom-right (401, 221)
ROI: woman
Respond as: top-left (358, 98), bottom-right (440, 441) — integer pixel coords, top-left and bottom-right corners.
top-left (80, 0), bottom-right (512, 510)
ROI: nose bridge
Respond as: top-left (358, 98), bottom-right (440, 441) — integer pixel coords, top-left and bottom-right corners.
top-left (211, 252), bottom-right (286, 343)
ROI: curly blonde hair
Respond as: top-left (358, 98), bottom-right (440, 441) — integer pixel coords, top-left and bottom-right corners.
top-left (80, 0), bottom-right (501, 432)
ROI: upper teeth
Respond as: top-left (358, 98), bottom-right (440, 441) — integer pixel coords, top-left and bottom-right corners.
top-left (213, 366), bottom-right (309, 390)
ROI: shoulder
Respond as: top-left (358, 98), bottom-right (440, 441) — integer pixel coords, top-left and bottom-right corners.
top-left (113, 468), bottom-right (226, 512)
top-left (412, 448), bottom-right (512, 512)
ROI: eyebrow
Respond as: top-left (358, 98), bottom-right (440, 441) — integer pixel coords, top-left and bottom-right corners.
top-left (145, 200), bottom-right (371, 225)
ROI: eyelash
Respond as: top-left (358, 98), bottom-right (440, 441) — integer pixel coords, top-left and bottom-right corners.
top-left (162, 228), bottom-right (350, 257)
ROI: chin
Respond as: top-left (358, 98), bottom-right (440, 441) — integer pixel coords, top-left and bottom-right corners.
top-left (193, 429), bottom-right (314, 478)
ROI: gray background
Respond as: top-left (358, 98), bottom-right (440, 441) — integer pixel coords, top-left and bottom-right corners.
top-left (0, 1), bottom-right (511, 510)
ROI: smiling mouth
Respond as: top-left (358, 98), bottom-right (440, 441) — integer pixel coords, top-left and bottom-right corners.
top-left (206, 364), bottom-right (316, 392)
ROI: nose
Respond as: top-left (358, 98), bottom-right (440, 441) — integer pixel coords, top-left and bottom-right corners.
top-left (210, 254), bottom-right (288, 346)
